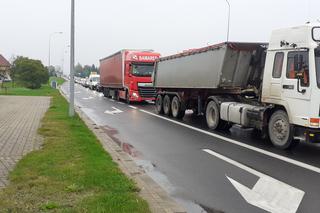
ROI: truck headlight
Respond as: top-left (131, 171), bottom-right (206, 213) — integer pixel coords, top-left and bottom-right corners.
top-left (132, 92), bottom-right (139, 98)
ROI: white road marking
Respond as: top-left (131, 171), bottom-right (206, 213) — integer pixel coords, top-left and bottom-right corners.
top-left (118, 102), bottom-right (125, 105)
top-left (138, 109), bottom-right (320, 174)
top-left (104, 107), bottom-right (123, 115)
top-left (75, 91), bottom-right (81, 94)
top-left (129, 105), bottom-right (138, 110)
top-left (110, 99), bottom-right (115, 102)
top-left (82, 97), bottom-right (94, 100)
top-left (203, 149), bottom-right (304, 213)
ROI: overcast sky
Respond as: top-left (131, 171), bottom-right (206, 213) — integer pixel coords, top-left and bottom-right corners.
top-left (1, 0), bottom-right (319, 73)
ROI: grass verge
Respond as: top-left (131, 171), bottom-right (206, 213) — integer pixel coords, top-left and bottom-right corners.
top-left (0, 78), bottom-right (150, 212)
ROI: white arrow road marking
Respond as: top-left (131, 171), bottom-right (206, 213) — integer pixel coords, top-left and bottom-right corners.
top-left (203, 149), bottom-right (305, 213)
top-left (82, 97), bottom-right (94, 100)
top-left (104, 107), bottom-right (123, 115)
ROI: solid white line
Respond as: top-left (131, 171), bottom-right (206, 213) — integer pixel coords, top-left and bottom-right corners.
top-left (203, 149), bottom-right (265, 178)
top-left (138, 109), bottom-right (320, 174)
top-left (129, 105), bottom-right (138, 110)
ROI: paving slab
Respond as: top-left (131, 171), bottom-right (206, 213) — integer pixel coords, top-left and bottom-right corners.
top-left (0, 96), bottom-right (50, 188)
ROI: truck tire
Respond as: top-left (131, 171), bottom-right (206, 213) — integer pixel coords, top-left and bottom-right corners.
top-left (103, 88), bottom-right (110, 98)
top-left (113, 90), bottom-right (120, 101)
top-left (268, 110), bottom-right (297, 149)
top-left (155, 94), bottom-right (163, 114)
top-left (126, 90), bottom-right (130, 104)
top-left (206, 100), bottom-right (224, 130)
top-left (163, 95), bottom-right (171, 116)
top-left (171, 96), bottom-right (185, 119)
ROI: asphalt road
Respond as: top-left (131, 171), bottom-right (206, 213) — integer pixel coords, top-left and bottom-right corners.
top-left (61, 82), bottom-right (320, 213)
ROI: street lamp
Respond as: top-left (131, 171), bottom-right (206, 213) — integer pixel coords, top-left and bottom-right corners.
top-left (69, 0), bottom-right (75, 117)
top-left (224, 0), bottom-right (231, 42)
top-left (48, 32), bottom-right (63, 68)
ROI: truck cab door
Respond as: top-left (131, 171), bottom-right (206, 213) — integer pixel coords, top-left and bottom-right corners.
top-left (281, 50), bottom-right (311, 126)
top-left (281, 50), bottom-right (311, 101)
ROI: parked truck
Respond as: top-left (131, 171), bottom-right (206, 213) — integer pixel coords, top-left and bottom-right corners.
top-left (100, 50), bottom-right (161, 103)
top-left (153, 24), bottom-right (320, 149)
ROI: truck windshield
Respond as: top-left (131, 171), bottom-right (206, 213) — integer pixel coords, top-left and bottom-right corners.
top-left (315, 49), bottom-right (320, 88)
top-left (132, 64), bottom-right (154, 77)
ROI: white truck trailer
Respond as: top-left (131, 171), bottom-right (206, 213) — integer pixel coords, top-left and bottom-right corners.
top-left (153, 24), bottom-right (320, 149)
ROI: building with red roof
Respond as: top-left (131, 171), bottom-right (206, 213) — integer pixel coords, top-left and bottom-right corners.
top-left (0, 54), bottom-right (11, 81)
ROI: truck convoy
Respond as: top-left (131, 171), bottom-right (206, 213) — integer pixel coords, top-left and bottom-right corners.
top-left (100, 50), bottom-right (160, 103)
top-left (153, 24), bottom-right (320, 149)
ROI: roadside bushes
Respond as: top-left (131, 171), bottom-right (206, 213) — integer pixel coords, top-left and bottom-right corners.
top-left (12, 56), bottom-right (49, 89)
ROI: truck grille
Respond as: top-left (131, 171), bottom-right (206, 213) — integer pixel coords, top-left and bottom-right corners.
top-left (138, 87), bottom-right (156, 98)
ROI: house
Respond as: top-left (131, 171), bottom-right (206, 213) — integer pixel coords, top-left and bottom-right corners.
top-left (0, 54), bottom-right (11, 81)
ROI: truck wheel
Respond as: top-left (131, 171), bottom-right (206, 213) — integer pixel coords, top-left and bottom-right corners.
top-left (103, 88), bottom-right (110, 98)
top-left (171, 96), bottom-right (185, 119)
top-left (126, 91), bottom-right (130, 104)
top-left (155, 94), bottom-right (163, 114)
top-left (268, 110), bottom-right (296, 149)
top-left (206, 101), bottom-right (223, 130)
top-left (113, 90), bottom-right (119, 101)
top-left (163, 95), bottom-right (171, 116)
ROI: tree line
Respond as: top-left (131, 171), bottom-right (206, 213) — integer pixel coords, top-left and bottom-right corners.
top-left (10, 56), bottom-right (98, 89)
top-left (74, 63), bottom-right (99, 78)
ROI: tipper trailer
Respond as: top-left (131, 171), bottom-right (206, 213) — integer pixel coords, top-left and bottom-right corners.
top-left (153, 24), bottom-right (320, 149)
top-left (100, 50), bottom-right (160, 103)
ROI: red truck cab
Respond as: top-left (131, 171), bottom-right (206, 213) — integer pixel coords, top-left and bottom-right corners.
top-left (100, 50), bottom-right (160, 103)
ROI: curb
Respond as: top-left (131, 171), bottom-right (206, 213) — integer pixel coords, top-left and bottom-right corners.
top-left (59, 88), bottom-right (186, 213)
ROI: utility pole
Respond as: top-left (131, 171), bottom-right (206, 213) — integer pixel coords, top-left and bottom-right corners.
top-left (69, 0), bottom-right (75, 117)
top-left (224, 0), bottom-right (231, 42)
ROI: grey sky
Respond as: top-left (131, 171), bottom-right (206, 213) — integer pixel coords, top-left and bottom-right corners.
top-left (1, 0), bottom-right (319, 73)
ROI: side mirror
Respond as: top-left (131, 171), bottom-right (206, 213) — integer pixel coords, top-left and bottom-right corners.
top-left (90, 79), bottom-right (92, 82)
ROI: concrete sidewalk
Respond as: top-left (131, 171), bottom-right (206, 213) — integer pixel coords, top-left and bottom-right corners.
top-left (0, 96), bottom-right (50, 188)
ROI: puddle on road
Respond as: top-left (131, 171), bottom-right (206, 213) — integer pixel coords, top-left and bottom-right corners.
top-left (100, 125), bottom-right (209, 213)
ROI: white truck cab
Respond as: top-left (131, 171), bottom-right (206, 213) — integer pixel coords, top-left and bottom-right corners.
top-left (88, 73), bottom-right (100, 90)
top-left (261, 24), bottom-right (320, 146)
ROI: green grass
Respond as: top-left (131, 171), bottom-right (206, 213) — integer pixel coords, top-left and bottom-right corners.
top-left (50, 77), bottom-right (66, 86)
top-left (0, 78), bottom-right (150, 212)
top-left (0, 77), bottom-right (65, 96)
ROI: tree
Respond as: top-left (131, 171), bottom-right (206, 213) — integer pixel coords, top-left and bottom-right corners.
top-left (47, 65), bottom-right (57, 77)
top-left (12, 56), bottom-right (49, 89)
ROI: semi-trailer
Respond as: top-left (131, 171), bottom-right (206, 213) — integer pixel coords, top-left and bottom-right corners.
top-left (100, 50), bottom-right (160, 103)
top-left (153, 24), bottom-right (320, 149)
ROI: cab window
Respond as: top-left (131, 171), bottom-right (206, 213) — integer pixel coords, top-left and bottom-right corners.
top-left (272, 52), bottom-right (284, 78)
top-left (286, 51), bottom-right (309, 87)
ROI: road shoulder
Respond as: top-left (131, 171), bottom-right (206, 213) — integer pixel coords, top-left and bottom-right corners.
top-left (61, 90), bottom-right (186, 213)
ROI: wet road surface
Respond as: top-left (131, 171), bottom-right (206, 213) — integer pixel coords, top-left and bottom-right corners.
top-left (62, 82), bottom-right (320, 213)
